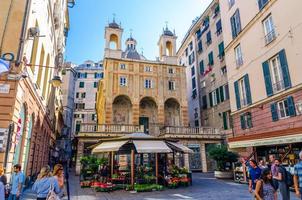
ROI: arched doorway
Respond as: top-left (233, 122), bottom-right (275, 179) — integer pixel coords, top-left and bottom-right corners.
top-left (112, 95), bottom-right (132, 124)
top-left (139, 97), bottom-right (158, 134)
top-left (164, 98), bottom-right (181, 126)
top-left (13, 105), bottom-right (27, 165)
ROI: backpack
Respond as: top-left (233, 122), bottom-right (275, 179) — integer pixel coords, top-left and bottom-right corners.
top-left (280, 166), bottom-right (294, 187)
top-left (46, 184), bottom-right (60, 200)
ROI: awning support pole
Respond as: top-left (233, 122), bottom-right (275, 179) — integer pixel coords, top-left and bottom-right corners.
top-left (111, 151), bottom-right (114, 177)
top-left (131, 149), bottom-right (135, 187)
top-left (155, 153), bottom-right (158, 184)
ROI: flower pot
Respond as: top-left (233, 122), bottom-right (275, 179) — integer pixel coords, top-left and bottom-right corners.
top-left (214, 171), bottom-right (233, 179)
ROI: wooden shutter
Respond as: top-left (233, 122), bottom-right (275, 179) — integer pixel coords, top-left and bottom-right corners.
top-left (262, 60), bottom-right (273, 96)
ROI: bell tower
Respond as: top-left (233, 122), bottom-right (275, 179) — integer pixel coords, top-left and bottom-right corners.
top-left (158, 25), bottom-right (177, 64)
top-left (104, 17), bottom-right (123, 59)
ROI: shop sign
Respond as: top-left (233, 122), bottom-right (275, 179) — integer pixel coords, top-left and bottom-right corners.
top-left (119, 155), bottom-right (128, 167)
top-left (229, 134), bottom-right (302, 148)
top-left (0, 84), bottom-right (10, 94)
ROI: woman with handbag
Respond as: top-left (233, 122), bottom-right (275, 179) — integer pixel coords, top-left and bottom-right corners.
top-left (254, 168), bottom-right (277, 200)
top-left (32, 165), bottom-right (61, 200)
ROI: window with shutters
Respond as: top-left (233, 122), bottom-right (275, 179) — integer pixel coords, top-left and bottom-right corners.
top-left (120, 76), bottom-right (127, 86)
top-left (145, 79), bottom-right (152, 89)
top-left (197, 41), bottom-right (203, 53)
top-left (79, 82), bottom-right (85, 88)
top-left (95, 72), bottom-right (103, 78)
top-left (192, 77), bottom-right (196, 89)
top-left (221, 66), bottom-right (227, 75)
top-left (168, 68), bottom-right (175, 74)
top-left (76, 92), bottom-right (79, 98)
top-left (81, 93), bottom-right (86, 98)
top-left (271, 96), bottom-right (296, 121)
top-left (235, 44), bottom-right (243, 67)
top-left (208, 51), bottom-right (214, 66)
top-left (144, 66), bottom-right (152, 72)
top-left (263, 15), bottom-right (276, 45)
top-left (168, 81), bottom-right (175, 90)
top-left (191, 66), bottom-right (195, 77)
top-left (206, 31), bottom-right (212, 45)
top-left (212, 90), bottom-right (218, 106)
top-left (269, 55), bottom-right (284, 93)
top-left (223, 111), bottom-right (231, 130)
top-left (258, 0), bottom-right (269, 11)
top-left (75, 121), bottom-right (81, 133)
top-left (189, 41), bottom-right (193, 51)
top-left (216, 20), bottom-right (222, 36)
top-left (239, 78), bottom-right (247, 106)
top-left (240, 112), bottom-right (253, 130)
top-left (94, 82), bottom-right (98, 88)
top-left (202, 95), bottom-right (207, 109)
top-left (230, 9), bottom-right (241, 39)
top-left (200, 60), bottom-right (205, 75)
top-left (218, 42), bottom-right (225, 60)
top-left (78, 73), bottom-right (87, 79)
top-left (192, 89), bottom-right (197, 99)
top-left (189, 52), bottom-right (195, 65)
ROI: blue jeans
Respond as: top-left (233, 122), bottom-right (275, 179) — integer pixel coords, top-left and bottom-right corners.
top-left (300, 188), bottom-right (302, 200)
top-left (8, 194), bottom-right (20, 200)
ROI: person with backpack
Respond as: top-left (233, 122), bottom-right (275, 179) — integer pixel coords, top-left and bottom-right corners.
top-left (32, 165), bottom-right (61, 200)
top-left (294, 151), bottom-right (302, 199)
top-left (273, 158), bottom-right (291, 200)
top-left (254, 168), bottom-right (277, 200)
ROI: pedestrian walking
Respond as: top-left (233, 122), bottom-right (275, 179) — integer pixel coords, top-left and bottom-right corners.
top-left (0, 181), bottom-right (4, 200)
top-left (269, 155), bottom-right (279, 190)
top-left (259, 160), bottom-right (267, 170)
top-left (254, 168), bottom-right (277, 200)
top-left (248, 159), bottom-right (262, 196)
top-left (273, 158), bottom-right (290, 200)
top-left (8, 164), bottom-right (24, 200)
top-left (294, 151), bottom-right (302, 200)
top-left (53, 164), bottom-right (65, 198)
top-left (32, 165), bottom-right (61, 200)
top-left (0, 166), bottom-right (7, 199)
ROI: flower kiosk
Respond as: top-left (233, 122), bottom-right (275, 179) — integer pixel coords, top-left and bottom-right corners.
top-left (83, 133), bottom-right (193, 192)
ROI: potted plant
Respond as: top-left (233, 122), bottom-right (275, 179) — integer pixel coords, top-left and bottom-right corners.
top-left (209, 145), bottom-right (238, 179)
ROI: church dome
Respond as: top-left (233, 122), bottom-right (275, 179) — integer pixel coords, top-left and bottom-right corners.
top-left (163, 27), bottom-right (174, 36)
top-left (109, 21), bottom-right (120, 29)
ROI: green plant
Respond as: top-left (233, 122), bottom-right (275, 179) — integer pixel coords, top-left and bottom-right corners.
top-left (208, 145), bottom-right (238, 171)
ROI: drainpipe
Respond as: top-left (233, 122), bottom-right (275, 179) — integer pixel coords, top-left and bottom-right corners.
top-left (15, 0), bottom-right (32, 66)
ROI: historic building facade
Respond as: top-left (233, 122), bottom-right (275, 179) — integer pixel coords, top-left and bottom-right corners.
top-left (220, 0), bottom-right (302, 162)
top-left (73, 60), bottom-right (103, 134)
top-left (177, 0), bottom-right (232, 131)
top-left (75, 20), bottom-right (224, 175)
top-left (0, 0), bottom-right (73, 179)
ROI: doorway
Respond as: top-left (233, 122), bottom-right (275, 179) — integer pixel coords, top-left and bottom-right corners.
top-left (139, 117), bottom-right (149, 134)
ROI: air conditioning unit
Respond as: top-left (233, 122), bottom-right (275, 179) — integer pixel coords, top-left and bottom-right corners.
top-left (296, 101), bottom-right (302, 115)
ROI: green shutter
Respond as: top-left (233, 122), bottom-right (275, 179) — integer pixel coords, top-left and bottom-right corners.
top-left (77, 73), bottom-right (81, 78)
top-left (218, 42), bottom-right (224, 57)
top-left (244, 74), bottom-right (252, 105)
top-left (240, 115), bottom-right (246, 130)
top-left (76, 124), bottom-right (81, 133)
top-left (209, 93), bottom-right (213, 107)
top-left (84, 72), bottom-right (87, 78)
top-left (223, 112), bottom-right (228, 130)
top-left (216, 88), bottom-right (220, 104)
top-left (279, 49), bottom-right (291, 89)
top-left (271, 103), bottom-right (279, 121)
top-left (208, 52), bottom-right (214, 65)
top-left (230, 15), bottom-right (236, 38)
top-left (234, 81), bottom-right (241, 109)
top-left (200, 60), bottom-right (204, 74)
top-left (220, 86), bottom-right (224, 102)
top-left (202, 95), bottom-right (207, 109)
top-left (262, 60), bottom-right (273, 96)
top-left (94, 73), bottom-right (97, 78)
top-left (287, 96), bottom-right (296, 116)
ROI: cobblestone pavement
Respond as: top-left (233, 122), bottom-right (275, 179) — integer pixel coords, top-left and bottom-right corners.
top-left (23, 172), bottom-right (299, 200)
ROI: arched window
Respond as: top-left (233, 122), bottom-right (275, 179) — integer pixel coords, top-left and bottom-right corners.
top-left (166, 41), bottom-right (173, 56)
top-left (109, 34), bottom-right (118, 50)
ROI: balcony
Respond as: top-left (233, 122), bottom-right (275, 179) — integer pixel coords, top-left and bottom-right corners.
top-left (77, 123), bottom-right (224, 140)
top-left (240, 97), bottom-right (248, 107)
top-left (272, 80), bottom-right (285, 94)
top-left (236, 57), bottom-right (243, 68)
top-left (264, 29), bottom-right (276, 45)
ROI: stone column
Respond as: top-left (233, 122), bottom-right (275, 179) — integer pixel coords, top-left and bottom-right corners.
top-left (200, 143), bottom-right (208, 172)
top-left (132, 102), bottom-right (139, 125)
top-left (76, 140), bottom-right (84, 175)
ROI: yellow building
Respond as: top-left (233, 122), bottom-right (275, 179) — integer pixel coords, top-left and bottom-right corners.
top-left (76, 20), bottom-right (224, 174)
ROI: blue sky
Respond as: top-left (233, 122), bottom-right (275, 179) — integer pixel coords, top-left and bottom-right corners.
top-left (66, 0), bottom-right (212, 64)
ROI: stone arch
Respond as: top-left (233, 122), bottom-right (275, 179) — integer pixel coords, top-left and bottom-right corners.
top-left (112, 95), bottom-right (132, 124)
top-left (166, 41), bottom-right (173, 56)
top-left (139, 97), bottom-right (158, 124)
top-left (109, 33), bottom-right (118, 50)
top-left (164, 98), bottom-right (181, 126)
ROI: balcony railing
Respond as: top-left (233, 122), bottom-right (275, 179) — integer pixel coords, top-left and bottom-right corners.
top-left (240, 97), bottom-right (248, 107)
top-left (272, 80), bottom-right (284, 93)
top-left (236, 57), bottom-right (243, 68)
top-left (160, 126), bottom-right (221, 135)
top-left (264, 29), bottom-right (276, 45)
top-left (79, 124), bottom-right (144, 134)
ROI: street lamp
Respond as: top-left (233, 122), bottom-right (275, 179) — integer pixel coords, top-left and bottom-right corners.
top-left (50, 75), bottom-right (62, 88)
